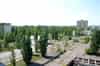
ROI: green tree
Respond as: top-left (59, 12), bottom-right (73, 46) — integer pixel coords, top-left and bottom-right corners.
top-left (0, 40), bottom-right (4, 51)
top-left (34, 32), bottom-right (38, 40)
top-left (90, 30), bottom-right (100, 54)
top-left (39, 32), bottom-right (48, 57)
top-left (0, 32), bottom-right (4, 40)
top-left (52, 31), bottom-right (59, 40)
top-left (86, 30), bottom-right (100, 55)
top-left (21, 35), bottom-right (32, 66)
top-left (15, 33), bottom-right (23, 49)
top-left (4, 33), bottom-right (15, 48)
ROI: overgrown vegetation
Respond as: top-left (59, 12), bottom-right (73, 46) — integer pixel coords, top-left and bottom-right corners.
top-left (21, 36), bottom-right (32, 66)
top-left (86, 30), bottom-right (100, 55)
top-left (0, 25), bottom-right (76, 66)
top-left (39, 32), bottom-right (48, 57)
top-left (0, 26), bottom-right (76, 52)
top-left (84, 36), bottom-right (90, 43)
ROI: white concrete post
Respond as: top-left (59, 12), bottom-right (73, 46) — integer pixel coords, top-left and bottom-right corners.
top-left (30, 35), bottom-right (36, 53)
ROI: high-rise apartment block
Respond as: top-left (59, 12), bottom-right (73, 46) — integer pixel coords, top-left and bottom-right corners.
top-left (77, 20), bottom-right (88, 30)
top-left (0, 23), bottom-right (12, 34)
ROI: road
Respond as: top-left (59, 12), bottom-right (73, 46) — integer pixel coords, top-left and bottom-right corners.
top-left (45, 41), bottom-right (89, 66)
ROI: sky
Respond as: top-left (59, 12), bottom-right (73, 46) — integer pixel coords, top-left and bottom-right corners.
top-left (0, 0), bottom-right (100, 26)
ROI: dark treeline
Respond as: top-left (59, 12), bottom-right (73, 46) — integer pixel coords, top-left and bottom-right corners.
top-left (0, 25), bottom-right (77, 66)
top-left (13, 25), bottom-right (76, 40)
top-left (11, 25), bottom-right (77, 37)
top-left (0, 25), bottom-right (77, 50)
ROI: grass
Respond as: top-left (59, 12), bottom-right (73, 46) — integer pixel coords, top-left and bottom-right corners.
top-left (7, 60), bottom-right (25, 66)
top-left (62, 64), bottom-right (66, 66)
top-left (0, 48), bottom-right (11, 52)
top-left (32, 55), bottom-right (42, 61)
top-left (7, 55), bottom-right (41, 66)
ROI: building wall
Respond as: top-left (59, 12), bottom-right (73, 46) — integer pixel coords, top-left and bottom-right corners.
top-left (77, 20), bottom-right (88, 30)
top-left (0, 24), bottom-right (4, 33)
top-left (4, 24), bottom-right (11, 33)
top-left (0, 23), bottom-right (11, 34)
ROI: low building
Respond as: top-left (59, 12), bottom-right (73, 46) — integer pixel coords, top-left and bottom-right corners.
top-left (80, 30), bottom-right (92, 36)
top-left (0, 23), bottom-right (12, 34)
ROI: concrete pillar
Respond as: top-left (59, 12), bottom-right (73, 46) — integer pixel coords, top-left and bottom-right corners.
top-left (94, 60), bottom-right (97, 66)
top-left (88, 59), bottom-right (90, 64)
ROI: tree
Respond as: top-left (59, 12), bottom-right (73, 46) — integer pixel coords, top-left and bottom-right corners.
top-left (39, 32), bottom-right (48, 57)
top-left (52, 31), bottom-right (59, 40)
top-left (0, 40), bottom-right (5, 51)
top-left (86, 30), bottom-right (100, 55)
top-left (0, 32), bottom-right (4, 40)
top-left (15, 33), bottom-right (23, 49)
top-left (34, 31), bottom-right (39, 52)
top-left (34, 31), bottom-right (38, 40)
top-left (4, 33), bottom-right (15, 48)
top-left (90, 30), bottom-right (100, 54)
top-left (21, 35), bottom-right (32, 66)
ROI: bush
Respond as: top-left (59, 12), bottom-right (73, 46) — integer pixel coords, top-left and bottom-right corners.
top-left (89, 30), bottom-right (100, 55)
top-left (86, 48), bottom-right (100, 56)
top-left (39, 32), bottom-right (48, 57)
top-left (84, 37), bottom-right (90, 43)
top-left (85, 48), bottom-right (96, 55)
top-left (69, 36), bottom-right (72, 40)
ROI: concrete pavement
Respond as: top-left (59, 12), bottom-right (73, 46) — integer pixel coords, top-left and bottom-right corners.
top-left (45, 42), bottom-right (89, 66)
top-left (0, 49), bottom-right (22, 65)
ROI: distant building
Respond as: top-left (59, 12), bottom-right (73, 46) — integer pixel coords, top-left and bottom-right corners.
top-left (92, 26), bottom-right (100, 30)
top-left (77, 20), bottom-right (88, 30)
top-left (0, 23), bottom-right (12, 34)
